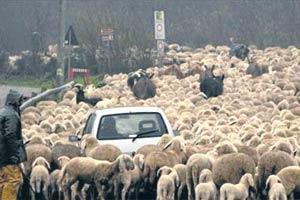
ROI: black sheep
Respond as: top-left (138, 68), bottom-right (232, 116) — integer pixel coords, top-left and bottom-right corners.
top-left (75, 85), bottom-right (102, 106)
top-left (127, 69), bottom-right (156, 100)
top-left (246, 59), bottom-right (269, 78)
top-left (200, 66), bottom-right (224, 98)
top-left (132, 77), bottom-right (156, 100)
top-left (229, 38), bottom-right (250, 61)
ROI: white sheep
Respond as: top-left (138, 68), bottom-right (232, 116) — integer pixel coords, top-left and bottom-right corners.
top-left (264, 175), bottom-right (287, 200)
top-left (277, 166), bottom-right (300, 199)
top-left (59, 154), bottom-right (134, 200)
top-left (219, 173), bottom-right (255, 200)
top-left (115, 154), bottom-right (145, 200)
top-left (195, 169), bottom-right (217, 200)
top-left (30, 156), bottom-right (51, 200)
top-left (156, 166), bottom-right (180, 200)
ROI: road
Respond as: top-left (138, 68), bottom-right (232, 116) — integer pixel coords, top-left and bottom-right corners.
top-left (0, 85), bottom-right (41, 107)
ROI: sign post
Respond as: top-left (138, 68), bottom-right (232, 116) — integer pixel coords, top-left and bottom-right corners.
top-left (154, 11), bottom-right (165, 67)
top-left (64, 25), bottom-right (79, 80)
top-left (100, 28), bottom-right (114, 74)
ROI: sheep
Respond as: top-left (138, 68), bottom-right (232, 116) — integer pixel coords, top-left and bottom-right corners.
top-left (173, 164), bottom-right (187, 200)
top-left (59, 154), bottom-right (134, 200)
top-left (214, 140), bottom-right (238, 156)
top-left (132, 76), bottom-right (156, 100)
top-left (219, 173), bottom-right (255, 200)
top-left (163, 138), bottom-right (187, 164)
top-left (212, 153), bottom-right (256, 188)
top-left (24, 142), bottom-right (52, 175)
top-left (51, 142), bottom-right (82, 168)
top-left (157, 134), bottom-right (173, 147)
top-left (49, 156), bottom-right (70, 199)
top-left (81, 135), bottom-right (122, 162)
top-left (186, 153), bottom-right (212, 200)
top-left (277, 166), bottom-right (300, 199)
top-left (200, 66), bottom-right (224, 98)
top-left (143, 150), bottom-right (176, 187)
top-left (195, 169), bottom-right (217, 200)
top-left (257, 151), bottom-right (297, 198)
top-left (234, 143), bottom-right (259, 165)
top-left (264, 175), bottom-right (287, 200)
top-left (30, 156), bottom-right (51, 200)
top-left (156, 166), bottom-right (180, 200)
top-left (75, 84), bottom-right (102, 106)
top-left (116, 154), bottom-right (145, 200)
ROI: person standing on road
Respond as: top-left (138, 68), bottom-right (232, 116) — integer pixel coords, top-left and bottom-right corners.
top-left (0, 89), bottom-right (27, 200)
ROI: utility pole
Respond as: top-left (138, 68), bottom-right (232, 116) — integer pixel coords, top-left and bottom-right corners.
top-left (57, 0), bottom-right (65, 86)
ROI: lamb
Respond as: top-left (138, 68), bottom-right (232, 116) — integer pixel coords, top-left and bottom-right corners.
top-left (49, 156), bottom-right (70, 199)
top-left (219, 173), bottom-right (255, 200)
top-left (195, 169), bottom-right (217, 200)
top-left (264, 175), bottom-right (287, 200)
top-left (59, 154), bottom-right (134, 200)
top-left (156, 166), bottom-right (179, 200)
top-left (30, 156), bottom-right (51, 200)
top-left (277, 166), bottom-right (300, 199)
top-left (115, 154), bottom-right (145, 200)
top-left (186, 153), bottom-right (212, 200)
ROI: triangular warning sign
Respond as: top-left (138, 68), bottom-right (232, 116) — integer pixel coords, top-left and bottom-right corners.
top-left (65, 26), bottom-right (79, 46)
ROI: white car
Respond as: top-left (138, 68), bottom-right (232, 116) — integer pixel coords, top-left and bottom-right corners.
top-left (76, 107), bottom-right (175, 154)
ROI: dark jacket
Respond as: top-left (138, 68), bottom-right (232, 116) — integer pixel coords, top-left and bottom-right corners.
top-left (0, 89), bottom-right (27, 168)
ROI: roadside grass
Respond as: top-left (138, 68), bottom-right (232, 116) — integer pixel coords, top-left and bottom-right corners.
top-left (0, 75), bottom-right (105, 90)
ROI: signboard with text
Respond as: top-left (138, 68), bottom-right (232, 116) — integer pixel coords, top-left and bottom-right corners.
top-left (154, 11), bottom-right (165, 40)
top-left (101, 28), bottom-right (114, 42)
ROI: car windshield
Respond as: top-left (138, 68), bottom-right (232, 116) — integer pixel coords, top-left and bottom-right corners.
top-left (97, 112), bottom-right (167, 140)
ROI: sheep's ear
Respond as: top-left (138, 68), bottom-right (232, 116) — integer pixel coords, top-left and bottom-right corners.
top-left (31, 159), bottom-right (38, 168)
top-left (44, 159), bottom-right (51, 170)
top-left (248, 176), bottom-right (255, 187)
top-left (264, 177), bottom-right (271, 194)
top-left (157, 169), bottom-right (162, 178)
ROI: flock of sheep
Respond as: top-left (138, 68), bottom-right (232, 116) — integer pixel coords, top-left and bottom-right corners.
top-left (19, 42), bottom-right (300, 200)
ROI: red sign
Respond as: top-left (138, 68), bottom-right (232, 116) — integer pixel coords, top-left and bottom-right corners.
top-left (69, 67), bottom-right (90, 80)
top-left (101, 28), bottom-right (114, 41)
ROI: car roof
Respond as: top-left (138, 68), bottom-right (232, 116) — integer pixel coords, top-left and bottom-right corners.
top-left (93, 106), bottom-right (164, 116)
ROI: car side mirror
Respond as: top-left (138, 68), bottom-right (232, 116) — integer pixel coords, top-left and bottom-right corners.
top-left (68, 135), bottom-right (81, 142)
